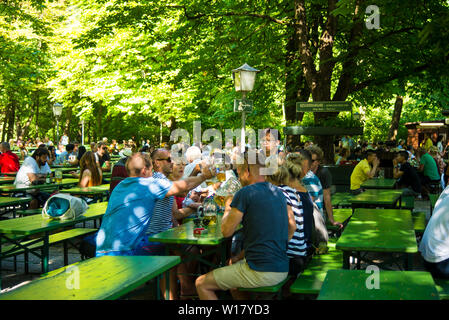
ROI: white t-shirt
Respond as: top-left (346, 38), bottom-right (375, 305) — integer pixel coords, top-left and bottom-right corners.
top-left (61, 135), bottom-right (69, 146)
top-left (14, 156), bottom-right (51, 188)
top-left (419, 186), bottom-right (449, 263)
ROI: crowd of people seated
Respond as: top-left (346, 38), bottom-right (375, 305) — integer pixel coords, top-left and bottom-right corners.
top-left (2, 130), bottom-right (449, 300)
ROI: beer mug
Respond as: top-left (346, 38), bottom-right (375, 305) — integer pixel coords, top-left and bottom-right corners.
top-left (55, 169), bottom-right (63, 183)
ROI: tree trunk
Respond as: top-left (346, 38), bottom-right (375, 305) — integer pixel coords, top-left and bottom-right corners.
top-left (284, 23), bottom-right (311, 148)
top-left (6, 101), bottom-right (16, 142)
top-left (2, 107), bottom-right (10, 142)
top-left (388, 96), bottom-right (403, 141)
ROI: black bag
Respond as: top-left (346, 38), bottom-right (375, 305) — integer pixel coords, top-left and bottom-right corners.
top-left (78, 232), bottom-right (97, 259)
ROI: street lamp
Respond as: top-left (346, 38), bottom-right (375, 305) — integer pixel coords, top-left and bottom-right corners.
top-left (53, 102), bottom-right (63, 144)
top-left (232, 63), bottom-right (260, 153)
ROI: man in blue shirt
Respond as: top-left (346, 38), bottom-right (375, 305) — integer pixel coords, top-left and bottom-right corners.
top-left (195, 151), bottom-right (296, 300)
top-left (96, 152), bottom-right (215, 256)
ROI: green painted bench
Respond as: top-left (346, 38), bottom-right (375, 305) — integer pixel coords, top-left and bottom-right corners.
top-left (15, 209), bottom-right (42, 217)
top-left (2, 228), bottom-right (97, 273)
top-left (327, 208), bottom-right (352, 230)
top-left (434, 278), bottom-right (449, 300)
top-left (238, 276), bottom-right (291, 300)
top-left (411, 211), bottom-right (427, 233)
top-left (289, 240), bottom-right (342, 296)
top-left (331, 192), bottom-right (351, 208)
top-left (429, 193), bottom-right (439, 216)
top-left (0, 255), bottom-right (181, 300)
top-left (400, 196), bottom-right (415, 210)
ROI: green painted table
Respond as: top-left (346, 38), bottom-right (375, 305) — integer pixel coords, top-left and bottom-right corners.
top-left (331, 192), bottom-right (352, 207)
top-left (0, 197), bottom-right (32, 218)
top-left (348, 189), bottom-right (403, 210)
top-left (50, 165), bottom-right (79, 170)
top-left (336, 208), bottom-right (418, 270)
top-left (337, 208), bottom-right (417, 269)
top-left (0, 201), bottom-right (108, 289)
top-left (62, 172), bottom-right (111, 179)
top-left (2, 172), bottom-right (17, 177)
top-left (0, 177), bottom-right (16, 185)
top-left (361, 178), bottom-right (397, 189)
top-left (148, 215), bottom-right (233, 270)
top-left (0, 179), bottom-right (79, 195)
top-left (59, 184), bottom-right (110, 202)
top-left (318, 269), bottom-right (439, 300)
top-left (0, 255), bottom-right (180, 300)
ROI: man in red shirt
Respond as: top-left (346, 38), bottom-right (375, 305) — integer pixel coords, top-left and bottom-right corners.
top-left (0, 142), bottom-right (20, 173)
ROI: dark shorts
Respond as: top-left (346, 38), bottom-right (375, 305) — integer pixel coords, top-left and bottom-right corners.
top-left (424, 257), bottom-right (449, 279)
top-left (288, 255), bottom-right (312, 277)
top-left (350, 188), bottom-right (364, 195)
top-left (29, 191), bottom-right (51, 206)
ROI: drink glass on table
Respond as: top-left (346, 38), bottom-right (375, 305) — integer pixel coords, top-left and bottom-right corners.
top-left (55, 169), bottom-right (63, 183)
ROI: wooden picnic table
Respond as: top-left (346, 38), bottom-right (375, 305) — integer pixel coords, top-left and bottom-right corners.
top-left (62, 172), bottom-right (111, 179)
top-left (2, 172), bottom-right (17, 177)
top-left (50, 165), bottom-right (79, 170)
top-left (318, 269), bottom-right (439, 300)
top-left (336, 208), bottom-right (418, 270)
top-left (0, 179), bottom-right (79, 195)
top-left (347, 189), bottom-right (403, 210)
top-left (0, 255), bottom-right (180, 300)
top-left (0, 197), bottom-right (32, 218)
top-left (361, 178), bottom-right (397, 189)
top-left (0, 177), bottom-right (16, 185)
top-left (59, 184), bottom-right (110, 202)
top-left (148, 214), bottom-right (234, 270)
top-left (0, 201), bottom-right (108, 289)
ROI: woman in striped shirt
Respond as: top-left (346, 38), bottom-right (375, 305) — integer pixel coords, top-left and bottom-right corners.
top-left (267, 152), bottom-right (314, 277)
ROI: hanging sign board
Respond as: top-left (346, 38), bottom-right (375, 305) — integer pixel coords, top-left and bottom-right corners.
top-left (296, 101), bottom-right (351, 112)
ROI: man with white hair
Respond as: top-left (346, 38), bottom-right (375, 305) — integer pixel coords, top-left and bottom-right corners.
top-left (183, 146), bottom-right (203, 179)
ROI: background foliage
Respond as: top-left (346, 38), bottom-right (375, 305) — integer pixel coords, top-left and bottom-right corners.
top-left (0, 0), bottom-right (448, 151)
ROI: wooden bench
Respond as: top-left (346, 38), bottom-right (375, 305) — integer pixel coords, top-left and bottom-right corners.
top-left (290, 240), bottom-right (342, 296)
top-left (434, 278), bottom-right (449, 300)
top-left (326, 208), bottom-right (352, 237)
top-left (0, 255), bottom-right (181, 300)
top-left (15, 209), bottom-right (42, 217)
top-left (331, 192), bottom-right (351, 208)
top-left (429, 193), bottom-right (439, 216)
top-left (411, 211), bottom-right (427, 233)
top-left (238, 276), bottom-right (291, 300)
top-left (400, 196), bottom-right (415, 210)
top-left (2, 228), bottom-right (97, 273)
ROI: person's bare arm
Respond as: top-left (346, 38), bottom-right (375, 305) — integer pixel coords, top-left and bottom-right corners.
top-left (367, 158), bottom-right (380, 178)
top-left (27, 172), bottom-right (42, 184)
top-left (172, 200), bottom-right (195, 220)
top-left (221, 206), bottom-right (243, 238)
top-left (165, 165), bottom-right (215, 197)
top-left (323, 188), bottom-right (342, 228)
top-left (287, 205), bottom-right (296, 241)
top-left (79, 169), bottom-right (91, 188)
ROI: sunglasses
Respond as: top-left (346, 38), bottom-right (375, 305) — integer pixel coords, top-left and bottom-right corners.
top-left (157, 157), bottom-right (171, 163)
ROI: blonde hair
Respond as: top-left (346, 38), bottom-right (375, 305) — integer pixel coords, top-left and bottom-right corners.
top-left (267, 153), bottom-right (305, 185)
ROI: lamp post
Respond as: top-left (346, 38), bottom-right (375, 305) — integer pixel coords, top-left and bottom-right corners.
top-left (52, 102), bottom-right (63, 144)
top-left (232, 63), bottom-right (260, 153)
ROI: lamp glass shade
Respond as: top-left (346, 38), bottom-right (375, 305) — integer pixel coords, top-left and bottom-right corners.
top-left (232, 63), bottom-right (259, 92)
top-left (53, 103), bottom-right (63, 117)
